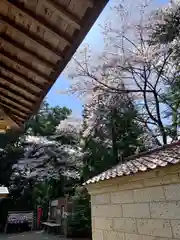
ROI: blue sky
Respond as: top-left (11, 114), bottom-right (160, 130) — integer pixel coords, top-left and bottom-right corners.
top-left (47, 0), bottom-right (168, 116)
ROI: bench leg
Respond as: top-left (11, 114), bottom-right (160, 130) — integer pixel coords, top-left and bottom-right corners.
top-left (43, 225), bottom-right (47, 232)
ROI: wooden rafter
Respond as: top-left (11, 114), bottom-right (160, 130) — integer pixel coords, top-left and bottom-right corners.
top-left (1, 34), bottom-right (55, 69)
top-left (0, 71), bottom-right (40, 97)
top-left (0, 50), bottom-right (50, 81)
top-left (1, 108), bottom-right (25, 124)
top-left (0, 88), bottom-right (33, 110)
top-left (0, 76), bottom-right (36, 103)
top-left (0, 100), bottom-right (28, 118)
top-left (46, 0), bottom-right (81, 29)
top-left (0, 63), bottom-right (44, 91)
top-left (0, 18), bottom-right (63, 58)
top-left (0, 0), bottom-right (109, 131)
top-left (0, 108), bottom-right (21, 130)
top-left (1, 106), bottom-right (25, 122)
top-left (7, 115), bottom-right (20, 126)
top-left (7, 0), bottom-right (73, 45)
top-left (1, 109), bottom-right (18, 127)
top-left (11, 114), bottom-right (25, 123)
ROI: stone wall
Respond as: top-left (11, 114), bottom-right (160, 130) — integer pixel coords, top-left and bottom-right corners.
top-left (87, 164), bottom-right (180, 240)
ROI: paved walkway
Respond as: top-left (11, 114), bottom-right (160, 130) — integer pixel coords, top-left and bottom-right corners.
top-left (0, 231), bottom-right (66, 240)
top-left (0, 231), bottom-right (90, 240)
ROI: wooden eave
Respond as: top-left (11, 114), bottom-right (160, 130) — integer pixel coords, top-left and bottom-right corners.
top-left (0, 0), bottom-right (108, 131)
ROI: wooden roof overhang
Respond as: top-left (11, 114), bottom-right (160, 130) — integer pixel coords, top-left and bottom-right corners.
top-left (0, 0), bottom-right (108, 132)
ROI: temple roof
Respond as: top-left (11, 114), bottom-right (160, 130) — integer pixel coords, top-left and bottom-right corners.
top-left (0, 0), bottom-right (108, 131)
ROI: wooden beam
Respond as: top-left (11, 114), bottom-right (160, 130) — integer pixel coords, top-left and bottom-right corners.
top-left (7, 0), bottom-right (73, 45)
top-left (50, 1), bottom-right (109, 82)
top-left (28, 0), bottom-right (109, 119)
top-left (0, 194), bottom-right (8, 198)
top-left (0, 70), bottom-right (40, 97)
top-left (0, 76), bottom-right (36, 103)
top-left (2, 108), bottom-right (25, 123)
top-left (3, 110), bottom-right (24, 124)
top-left (0, 100), bottom-right (28, 118)
top-left (6, 113), bottom-right (22, 126)
top-left (10, 113), bottom-right (25, 123)
top-left (0, 88), bottom-right (34, 111)
top-left (46, 0), bottom-right (81, 29)
top-left (0, 50), bottom-right (50, 81)
top-left (1, 34), bottom-right (55, 69)
top-left (0, 18), bottom-right (63, 58)
top-left (0, 108), bottom-right (21, 130)
top-left (2, 105), bottom-right (25, 123)
top-left (0, 63), bottom-right (44, 91)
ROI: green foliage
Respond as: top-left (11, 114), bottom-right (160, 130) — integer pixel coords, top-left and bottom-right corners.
top-left (67, 187), bottom-right (91, 238)
top-left (0, 101), bottom-right (76, 219)
top-left (161, 78), bottom-right (180, 140)
top-left (0, 141), bottom-right (23, 187)
top-left (0, 100), bottom-right (73, 187)
top-left (25, 101), bottom-right (71, 137)
top-left (0, 130), bottom-right (20, 149)
top-left (67, 97), bottom-right (146, 238)
top-left (81, 102), bottom-right (145, 182)
top-left (108, 106), bottom-right (145, 159)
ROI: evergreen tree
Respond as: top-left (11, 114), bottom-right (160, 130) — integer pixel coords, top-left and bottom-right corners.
top-left (67, 187), bottom-right (91, 238)
top-left (81, 92), bottom-right (145, 182)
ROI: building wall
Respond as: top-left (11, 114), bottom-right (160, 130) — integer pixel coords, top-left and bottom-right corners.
top-left (87, 164), bottom-right (180, 240)
top-left (50, 196), bottom-right (73, 237)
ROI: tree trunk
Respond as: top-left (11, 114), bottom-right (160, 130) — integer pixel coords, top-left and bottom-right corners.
top-left (111, 108), bottom-right (119, 163)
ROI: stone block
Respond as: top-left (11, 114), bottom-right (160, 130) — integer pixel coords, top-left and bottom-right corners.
top-left (92, 204), bottom-right (122, 218)
top-left (122, 203), bottom-right (150, 218)
top-left (133, 186), bottom-right (165, 202)
top-left (143, 174), bottom-right (180, 188)
top-left (113, 217), bottom-right (137, 233)
top-left (111, 190), bottom-right (134, 204)
top-left (92, 230), bottom-right (103, 240)
top-left (118, 180), bottom-right (144, 191)
top-left (125, 233), bottom-right (155, 240)
top-left (137, 219), bottom-right (172, 238)
top-left (103, 230), bottom-right (125, 240)
top-left (125, 233), bottom-right (174, 240)
top-left (91, 193), bottom-right (110, 205)
top-left (94, 217), bottom-right (113, 230)
top-left (150, 201), bottom-right (180, 219)
top-left (164, 184), bottom-right (180, 201)
top-left (171, 220), bottom-right (180, 239)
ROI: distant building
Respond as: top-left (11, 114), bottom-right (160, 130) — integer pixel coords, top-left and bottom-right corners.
top-left (0, 187), bottom-right (9, 198)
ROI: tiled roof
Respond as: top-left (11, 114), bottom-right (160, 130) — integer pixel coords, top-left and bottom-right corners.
top-left (85, 141), bottom-right (180, 185)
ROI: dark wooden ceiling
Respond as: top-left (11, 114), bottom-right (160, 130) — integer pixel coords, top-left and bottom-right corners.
top-left (0, 0), bottom-right (108, 131)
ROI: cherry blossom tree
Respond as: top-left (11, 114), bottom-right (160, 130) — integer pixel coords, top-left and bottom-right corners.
top-left (149, 0), bottom-right (180, 141)
top-left (65, 0), bottom-right (179, 145)
top-left (11, 104), bottom-right (83, 183)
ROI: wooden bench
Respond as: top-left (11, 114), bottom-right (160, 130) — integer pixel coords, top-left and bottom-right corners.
top-left (41, 221), bottom-right (61, 234)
